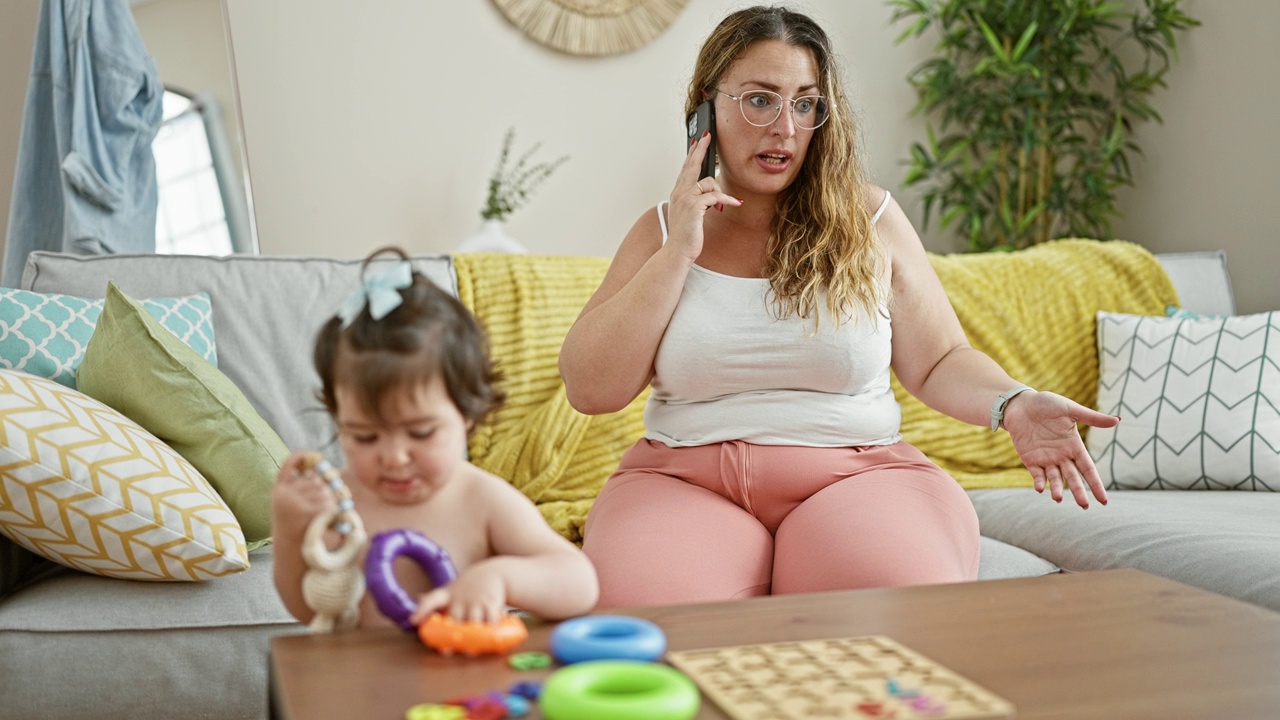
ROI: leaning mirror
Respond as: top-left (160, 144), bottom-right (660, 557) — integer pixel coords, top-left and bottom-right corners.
top-left (130, 0), bottom-right (257, 255)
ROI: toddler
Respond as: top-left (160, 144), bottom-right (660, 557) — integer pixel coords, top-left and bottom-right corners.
top-left (272, 247), bottom-right (598, 629)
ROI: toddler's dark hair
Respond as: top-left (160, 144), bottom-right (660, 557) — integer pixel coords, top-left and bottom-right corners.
top-left (313, 247), bottom-right (505, 427)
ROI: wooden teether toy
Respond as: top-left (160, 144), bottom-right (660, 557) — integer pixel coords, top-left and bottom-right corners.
top-left (299, 452), bottom-right (368, 633)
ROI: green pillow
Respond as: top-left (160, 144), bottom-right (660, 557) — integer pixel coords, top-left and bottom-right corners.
top-left (76, 283), bottom-right (285, 548)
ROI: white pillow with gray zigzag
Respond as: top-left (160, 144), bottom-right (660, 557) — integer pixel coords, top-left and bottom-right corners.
top-left (0, 288), bottom-right (217, 388)
top-left (1088, 310), bottom-right (1280, 490)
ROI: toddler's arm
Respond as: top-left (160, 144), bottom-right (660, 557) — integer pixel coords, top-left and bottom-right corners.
top-left (410, 472), bottom-right (598, 624)
top-left (270, 451), bottom-right (338, 624)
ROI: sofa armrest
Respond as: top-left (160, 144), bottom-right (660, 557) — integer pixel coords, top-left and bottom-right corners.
top-left (1155, 250), bottom-right (1236, 316)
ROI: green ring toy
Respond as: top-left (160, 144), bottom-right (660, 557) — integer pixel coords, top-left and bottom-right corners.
top-left (538, 660), bottom-right (699, 720)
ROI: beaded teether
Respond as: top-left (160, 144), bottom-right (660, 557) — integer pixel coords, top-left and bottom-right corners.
top-left (299, 452), bottom-right (368, 633)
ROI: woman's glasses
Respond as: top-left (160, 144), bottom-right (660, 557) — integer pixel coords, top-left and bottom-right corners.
top-left (715, 88), bottom-right (830, 130)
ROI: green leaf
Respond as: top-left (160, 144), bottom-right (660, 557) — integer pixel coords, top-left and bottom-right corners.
top-left (895, 16), bottom-right (933, 44)
top-left (1092, 2), bottom-right (1126, 21)
top-left (1016, 202), bottom-right (1046, 233)
top-left (1010, 21), bottom-right (1038, 62)
top-left (940, 204), bottom-right (967, 229)
top-left (940, 137), bottom-right (971, 164)
top-left (976, 16), bottom-right (1010, 63)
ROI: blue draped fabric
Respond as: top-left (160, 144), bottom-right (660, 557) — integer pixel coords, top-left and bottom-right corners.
top-left (3, 0), bottom-right (163, 288)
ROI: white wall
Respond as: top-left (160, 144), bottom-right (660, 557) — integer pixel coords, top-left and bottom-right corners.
top-left (222, 0), bottom-right (931, 262)
top-left (0, 1), bottom-right (41, 257)
top-left (2, 1), bottom-right (1276, 312)
top-left (1110, 3), bottom-right (1280, 315)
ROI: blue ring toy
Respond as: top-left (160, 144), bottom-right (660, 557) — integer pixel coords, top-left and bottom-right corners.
top-left (538, 660), bottom-right (699, 720)
top-left (550, 615), bottom-right (667, 664)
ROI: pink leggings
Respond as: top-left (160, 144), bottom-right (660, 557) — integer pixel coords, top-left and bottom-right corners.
top-left (583, 439), bottom-right (979, 608)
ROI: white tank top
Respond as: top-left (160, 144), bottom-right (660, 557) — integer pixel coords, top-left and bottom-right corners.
top-left (644, 192), bottom-right (901, 448)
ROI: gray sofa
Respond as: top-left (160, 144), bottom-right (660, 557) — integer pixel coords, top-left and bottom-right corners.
top-left (0, 248), bottom-right (1274, 720)
top-left (967, 250), bottom-right (1280, 613)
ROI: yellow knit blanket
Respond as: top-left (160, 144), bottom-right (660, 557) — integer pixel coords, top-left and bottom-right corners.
top-left (454, 253), bottom-right (646, 543)
top-left (454, 239), bottom-right (1178, 541)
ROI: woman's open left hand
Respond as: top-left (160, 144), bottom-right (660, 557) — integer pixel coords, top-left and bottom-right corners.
top-left (1001, 390), bottom-right (1120, 508)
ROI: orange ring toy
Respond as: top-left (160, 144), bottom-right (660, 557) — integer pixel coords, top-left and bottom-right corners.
top-left (418, 613), bottom-right (528, 656)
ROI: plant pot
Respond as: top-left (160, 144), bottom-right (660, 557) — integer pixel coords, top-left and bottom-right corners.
top-left (456, 219), bottom-right (528, 254)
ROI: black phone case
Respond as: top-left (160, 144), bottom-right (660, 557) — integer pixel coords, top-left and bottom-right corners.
top-left (685, 101), bottom-right (717, 180)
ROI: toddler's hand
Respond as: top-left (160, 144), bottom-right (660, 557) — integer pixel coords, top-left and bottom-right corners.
top-left (409, 564), bottom-right (507, 625)
top-left (271, 451), bottom-right (337, 533)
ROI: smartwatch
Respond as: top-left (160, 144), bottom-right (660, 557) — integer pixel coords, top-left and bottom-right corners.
top-left (991, 384), bottom-right (1034, 432)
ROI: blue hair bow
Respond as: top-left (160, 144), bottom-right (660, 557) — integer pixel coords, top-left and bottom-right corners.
top-left (338, 261), bottom-right (413, 328)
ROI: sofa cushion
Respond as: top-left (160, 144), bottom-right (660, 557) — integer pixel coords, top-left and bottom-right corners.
top-left (1089, 310), bottom-right (1279, 491)
top-left (0, 287), bottom-right (217, 388)
top-left (21, 251), bottom-right (457, 454)
top-left (969, 488), bottom-right (1280, 612)
top-left (0, 547), bottom-right (299, 720)
top-left (77, 283), bottom-right (287, 546)
top-left (0, 369), bottom-right (249, 580)
top-left (976, 536), bottom-right (1059, 580)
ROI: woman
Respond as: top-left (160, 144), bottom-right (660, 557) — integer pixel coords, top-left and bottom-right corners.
top-left (559, 5), bottom-right (1118, 609)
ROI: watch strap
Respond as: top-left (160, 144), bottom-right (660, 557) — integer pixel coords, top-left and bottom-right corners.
top-left (990, 384), bottom-right (1034, 432)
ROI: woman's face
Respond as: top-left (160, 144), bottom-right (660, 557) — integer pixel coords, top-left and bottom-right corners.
top-left (712, 39), bottom-right (823, 198)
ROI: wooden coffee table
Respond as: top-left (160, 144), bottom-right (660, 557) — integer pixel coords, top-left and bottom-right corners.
top-left (270, 569), bottom-right (1280, 719)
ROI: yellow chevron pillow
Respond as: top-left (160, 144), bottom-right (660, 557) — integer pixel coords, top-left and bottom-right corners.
top-left (0, 369), bottom-right (249, 580)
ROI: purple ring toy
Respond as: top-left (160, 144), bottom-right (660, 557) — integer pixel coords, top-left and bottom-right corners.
top-left (364, 529), bottom-right (458, 632)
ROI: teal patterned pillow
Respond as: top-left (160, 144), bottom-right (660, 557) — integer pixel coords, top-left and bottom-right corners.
top-left (0, 288), bottom-right (216, 387)
top-left (1165, 304), bottom-right (1226, 321)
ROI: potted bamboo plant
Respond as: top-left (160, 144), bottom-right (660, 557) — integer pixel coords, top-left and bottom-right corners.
top-left (889, 0), bottom-right (1199, 251)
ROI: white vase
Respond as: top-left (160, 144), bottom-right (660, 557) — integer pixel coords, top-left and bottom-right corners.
top-left (456, 219), bottom-right (528, 254)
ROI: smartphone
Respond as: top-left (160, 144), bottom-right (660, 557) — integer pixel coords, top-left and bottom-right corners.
top-left (685, 100), bottom-right (717, 180)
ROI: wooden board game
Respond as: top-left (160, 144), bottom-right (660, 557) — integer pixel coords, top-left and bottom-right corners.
top-left (665, 636), bottom-right (1015, 719)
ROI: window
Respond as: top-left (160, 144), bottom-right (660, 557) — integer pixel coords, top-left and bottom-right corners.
top-left (152, 88), bottom-right (253, 255)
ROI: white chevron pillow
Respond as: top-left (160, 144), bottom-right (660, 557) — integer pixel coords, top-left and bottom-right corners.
top-left (1089, 310), bottom-right (1280, 490)
top-left (0, 369), bottom-right (249, 579)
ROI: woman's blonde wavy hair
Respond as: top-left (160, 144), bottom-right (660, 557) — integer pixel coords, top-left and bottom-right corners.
top-left (687, 5), bottom-right (885, 326)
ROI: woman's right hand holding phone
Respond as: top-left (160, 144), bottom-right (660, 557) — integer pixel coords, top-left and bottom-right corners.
top-left (666, 132), bottom-right (740, 262)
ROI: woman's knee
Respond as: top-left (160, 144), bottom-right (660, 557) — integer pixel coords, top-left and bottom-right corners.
top-left (583, 474), bottom-right (774, 608)
top-left (771, 470), bottom-right (979, 594)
